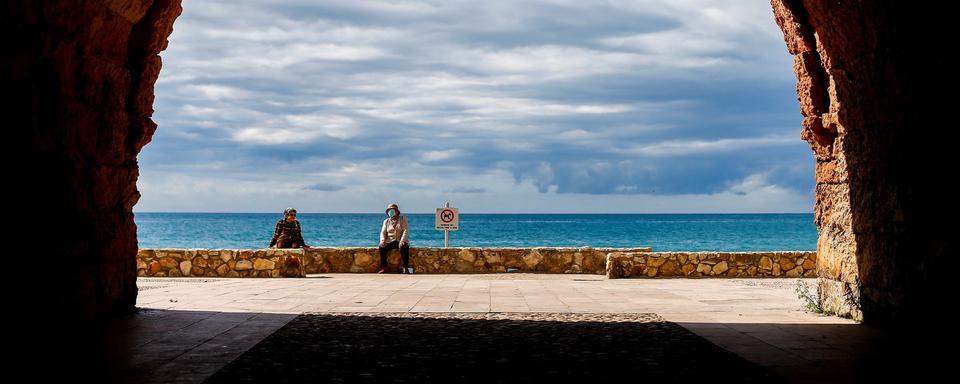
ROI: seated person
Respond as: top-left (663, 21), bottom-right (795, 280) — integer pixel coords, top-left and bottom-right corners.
top-left (379, 203), bottom-right (411, 274)
top-left (269, 208), bottom-right (309, 249)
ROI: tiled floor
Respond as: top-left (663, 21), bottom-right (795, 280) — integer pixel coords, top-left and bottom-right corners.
top-left (102, 275), bottom-right (894, 383)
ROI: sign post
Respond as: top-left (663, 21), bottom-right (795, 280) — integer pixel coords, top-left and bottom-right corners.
top-left (435, 202), bottom-right (459, 248)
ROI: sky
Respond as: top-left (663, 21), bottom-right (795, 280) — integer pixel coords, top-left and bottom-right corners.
top-left (138, 0), bottom-right (812, 214)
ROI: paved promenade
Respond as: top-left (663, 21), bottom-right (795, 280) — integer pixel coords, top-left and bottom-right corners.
top-left (86, 275), bottom-right (895, 383)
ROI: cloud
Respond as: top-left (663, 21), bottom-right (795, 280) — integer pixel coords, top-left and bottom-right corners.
top-left (304, 183), bottom-right (347, 192)
top-left (140, 0), bottom-right (811, 213)
top-left (421, 149), bottom-right (464, 162)
top-left (232, 115), bottom-right (359, 144)
top-left (178, 84), bottom-right (251, 100)
top-left (726, 174), bottom-right (785, 196)
top-left (447, 187), bottom-right (487, 194)
top-left (616, 136), bottom-right (797, 157)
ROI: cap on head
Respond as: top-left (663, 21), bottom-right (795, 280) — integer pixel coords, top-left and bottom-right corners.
top-left (385, 203), bottom-right (400, 215)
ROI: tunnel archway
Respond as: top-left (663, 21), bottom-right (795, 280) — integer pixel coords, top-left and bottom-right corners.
top-left (771, 0), bottom-right (951, 322)
top-left (4, 0), bottom-right (951, 323)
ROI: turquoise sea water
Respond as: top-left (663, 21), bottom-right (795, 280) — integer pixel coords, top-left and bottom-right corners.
top-left (136, 213), bottom-right (816, 251)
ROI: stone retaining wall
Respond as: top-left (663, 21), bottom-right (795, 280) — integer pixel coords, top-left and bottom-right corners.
top-left (606, 251), bottom-right (817, 279)
top-left (137, 249), bottom-right (304, 278)
top-left (136, 248), bottom-right (815, 278)
top-left (137, 247), bottom-right (652, 277)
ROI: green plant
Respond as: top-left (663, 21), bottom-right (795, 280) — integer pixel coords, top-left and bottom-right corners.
top-left (794, 279), bottom-right (823, 313)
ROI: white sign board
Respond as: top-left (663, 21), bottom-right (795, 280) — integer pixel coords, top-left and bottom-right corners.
top-left (435, 207), bottom-right (459, 230)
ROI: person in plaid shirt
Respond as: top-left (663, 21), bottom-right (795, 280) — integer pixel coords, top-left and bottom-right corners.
top-left (269, 208), bottom-right (309, 248)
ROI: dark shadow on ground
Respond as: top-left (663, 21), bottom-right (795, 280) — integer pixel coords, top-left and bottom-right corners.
top-left (30, 308), bottom-right (297, 384)
top-left (203, 312), bottom-right (781, 383)
top-left (27, 309), bottom-right (949, 383)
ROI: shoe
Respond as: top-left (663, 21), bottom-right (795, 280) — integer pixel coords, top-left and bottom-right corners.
top-left (399, 267), bottom-right (406, 274)
top-left (377, 268), bottom-right (385, 274)
top-left (407, 267), bottom-right (414, 274)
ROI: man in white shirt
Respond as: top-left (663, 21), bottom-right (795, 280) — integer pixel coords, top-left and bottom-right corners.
top-left (378, 203), bottom-right (411, 274)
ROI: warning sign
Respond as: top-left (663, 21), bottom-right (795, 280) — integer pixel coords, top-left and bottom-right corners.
top-left (435, 207), bottom-right (459, 230)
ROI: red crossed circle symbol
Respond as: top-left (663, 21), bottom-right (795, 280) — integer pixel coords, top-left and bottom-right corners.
top-left (440, 209), bottom-right (455, 223)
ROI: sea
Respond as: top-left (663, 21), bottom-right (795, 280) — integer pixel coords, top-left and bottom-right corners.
top-left (136, 213), bottom-right (817, 251)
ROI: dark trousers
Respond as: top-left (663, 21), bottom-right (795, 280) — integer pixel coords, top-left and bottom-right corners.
top-left (276, 239), bottom-right (302, 249)
top-left (379, 240), bottom-right (410, 268)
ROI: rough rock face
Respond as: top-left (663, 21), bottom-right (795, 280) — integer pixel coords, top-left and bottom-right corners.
top-left (2, 1), bottom-right (181, 320)
top-left (772, 1), bottom-right (951, 322)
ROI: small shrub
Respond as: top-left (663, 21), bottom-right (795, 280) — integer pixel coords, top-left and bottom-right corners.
top-left (794, 279), bottom-right (823, 313)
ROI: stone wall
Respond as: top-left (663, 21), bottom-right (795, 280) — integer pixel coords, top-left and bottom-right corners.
top-left (138, 249), bottom-right (306, 278)
top-left (303, 247), bottom-right (643, 274)
top-left (138, 247), bottom-right (650, 276)
top-left (606, 252), bottom-right (816, 279)
top-left (772, 1), bottom-right (952, 322)
top-left (137, 248), bottom-right (815, 278)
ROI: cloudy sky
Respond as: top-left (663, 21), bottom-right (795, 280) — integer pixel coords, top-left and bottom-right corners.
top-left (138, 0), bottom-right (811, 213)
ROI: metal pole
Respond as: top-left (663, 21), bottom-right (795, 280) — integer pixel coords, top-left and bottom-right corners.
top-left (444, 201), bottom-right (450, 248)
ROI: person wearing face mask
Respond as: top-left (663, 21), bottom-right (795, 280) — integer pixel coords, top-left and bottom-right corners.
top-left (378, 203), bottom-right (411, 274)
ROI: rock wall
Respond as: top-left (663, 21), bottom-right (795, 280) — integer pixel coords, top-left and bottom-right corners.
top-left (138, 249), bottom-right (306, 278)
top-left (3, 1), bottom-right (182, 320)
top-left (138, 247), bottom-right (651, 276)
top-left (137, 248), bottom-right (815, 278)
top-left (772, 1), bottom-right (952, 322)
top-left (606, 252), bottom-right (816, 279)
